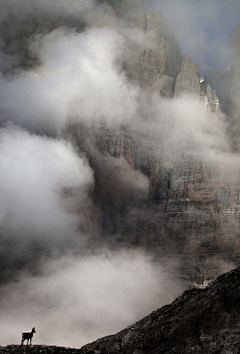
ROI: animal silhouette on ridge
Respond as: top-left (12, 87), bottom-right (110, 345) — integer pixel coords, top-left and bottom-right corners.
top-left (21, 327), bottom-right (36, 345)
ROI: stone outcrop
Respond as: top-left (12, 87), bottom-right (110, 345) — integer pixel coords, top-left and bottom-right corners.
top-left (81, 267), bottom-right (240, 354)
top-left (174, 54), bottom-right (219, 111)
top-left (174, 54), bottom-right (200, 97)
top-left (200, 82), bottom-right (219, 111)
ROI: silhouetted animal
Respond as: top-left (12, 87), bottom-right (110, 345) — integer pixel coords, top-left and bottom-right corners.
top-left (21, 327), bottom-right (36, 345)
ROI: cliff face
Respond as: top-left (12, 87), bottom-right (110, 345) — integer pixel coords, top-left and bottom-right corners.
top-left (66, 0), bottom-right (240, 284)
top-left (174, 54), bottom-right (201, 97)
top-left (80, 267), bottom-right (240, 354)
top-left (174, 54), bottom-right (219, 111)
top-left (112, 0), bottom-right (182, 95)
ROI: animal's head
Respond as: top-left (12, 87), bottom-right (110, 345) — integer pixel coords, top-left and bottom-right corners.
top-left (32, 328), bottom-right (36, 333)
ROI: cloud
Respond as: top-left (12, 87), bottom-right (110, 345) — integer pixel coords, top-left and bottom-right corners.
top-left (0, 26), bottom-right (140, 135)
top-left (0, 251), bottom-right (184, 347)
top-left (131, 93), bottom-right (240, 181)
top-left (0, 123), bottom-right (95, 276)
top-left (0, 0), bottom-right (97, 72)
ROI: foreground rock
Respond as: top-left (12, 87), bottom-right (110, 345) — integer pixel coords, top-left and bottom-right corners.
top-left (1, 268), bottom-right (240, 354)
top-left (0, 345), bottom-right (82, 354)
top-left (81, 267), bottom-right (240, 354)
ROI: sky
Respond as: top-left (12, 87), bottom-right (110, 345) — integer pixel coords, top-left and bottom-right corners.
top-left (149, 0), bottom-right (240, 75)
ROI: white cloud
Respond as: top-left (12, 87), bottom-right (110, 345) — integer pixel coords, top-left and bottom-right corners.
top-left (0, 251), bottom-right (184, 347)
top-left (0, 123), bottom-right (94, 248)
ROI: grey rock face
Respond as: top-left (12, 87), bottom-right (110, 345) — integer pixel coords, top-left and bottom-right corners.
top-left (174, 54), bottom-right (219, 111)
top-left (200, 83), bottom-right (219, 111)
top-left (112, 0), bottom-right (182, 95)
top-left (65, 0), bottom-right (238, 285)
top-left (174, 54), bottom-right (201, 97)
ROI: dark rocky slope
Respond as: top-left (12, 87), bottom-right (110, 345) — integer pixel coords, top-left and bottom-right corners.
top-left (0, 346), bottom-right (82, 354)
top-left (1, 267), bottom-right (240, 354)
top-left (80, 267), bottom-right (240, 354)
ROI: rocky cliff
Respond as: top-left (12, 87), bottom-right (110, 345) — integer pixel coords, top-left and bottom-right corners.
top-left (66, 0), bottom-right (240, 285)
top-left (81, 266), bottom-right (240, 354)
top-left (173, 54), bottom-right (219, 111)
top-left (174, 54), bottom-right (201, 97)
top-left (111, 0), bottom-right (182, 95)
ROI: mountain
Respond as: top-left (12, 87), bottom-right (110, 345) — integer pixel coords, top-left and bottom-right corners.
top-left (80, 266), bottom-right (240, 354)
top-left (64, 0), bottom-right (240, 285)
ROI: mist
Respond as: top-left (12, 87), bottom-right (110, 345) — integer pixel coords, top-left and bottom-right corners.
top-left (0, 251), bottom-right (183, 347)
top-left (0, 26), bottom-right (140, 134)
top-left (0, 0), bottom-right (240, 349)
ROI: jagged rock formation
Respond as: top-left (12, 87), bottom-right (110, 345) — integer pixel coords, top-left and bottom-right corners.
top-left (65, 0), bottom-right (240, 284)
top-left (112, 0), bottom-right (182, 95)
top-left (174, 54), bottom-right (201, 97)
top-left (204, 68), bottom-right (232, 114)
top-left (200, 82), bottom-right (219, 111)
top-left (174, 54), bottom-right (219, 111)
top-left (81, 267), bottom-right (240, 354)
top-left (205, 25), bottom-right (240, 141)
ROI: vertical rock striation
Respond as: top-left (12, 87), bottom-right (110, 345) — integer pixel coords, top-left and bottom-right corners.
top-left (66, 0), bottom-right (240, 284)
top-left (112, 0), bottom-right (182, 95)
top-left (174, 54), bottom-right (219, 111)
top-left (174, 54), bottom-right (201, 97)
top-left (200, 83), bottom-right (219, 112)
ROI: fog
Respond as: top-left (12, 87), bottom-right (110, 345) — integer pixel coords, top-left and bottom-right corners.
top-left (0, 123), bottom-right (95, 274)
top-left (0, 0), bottom-right (239, 348)
top-left (0, 26), bottom-right (140, 134)
top-left (0, 251), bottom-right (183, 347)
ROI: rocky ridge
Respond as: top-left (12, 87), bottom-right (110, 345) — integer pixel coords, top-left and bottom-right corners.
top-left (0, 346), bottom-right (82, 354)
top-left (80, 266), bottom-right (240, 354)
top-left (1, 267), bottom-right (240, 353)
